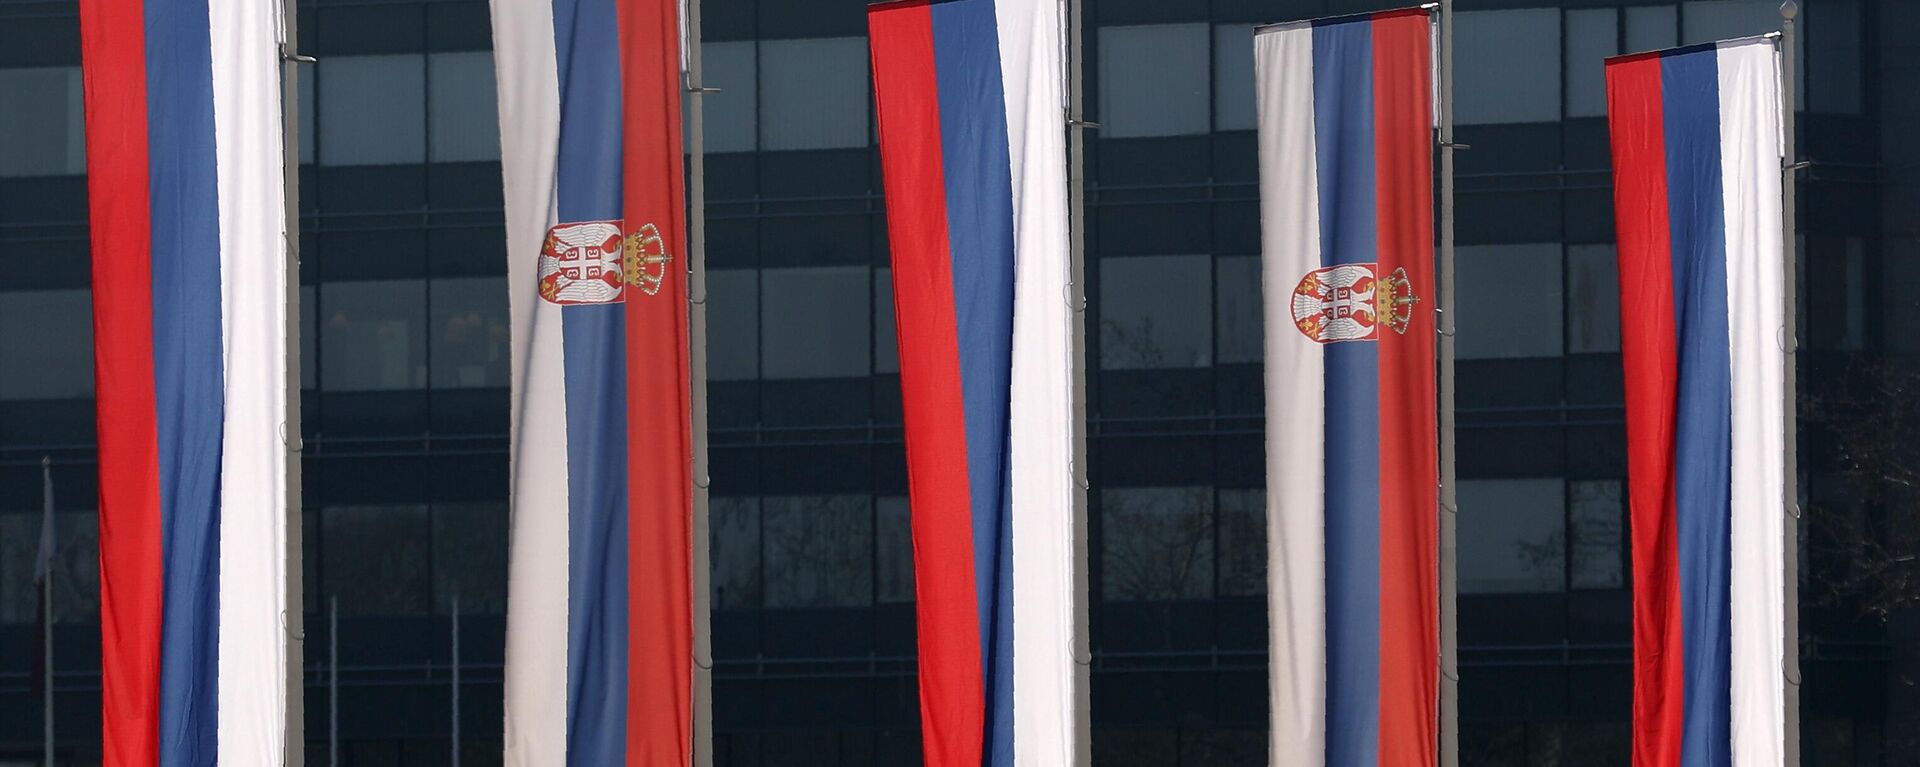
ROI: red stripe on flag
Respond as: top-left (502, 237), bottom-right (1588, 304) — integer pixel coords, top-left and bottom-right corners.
top-left (1606, 52), bottom-right (1686, 767)
top-left (617, 0), bottom-right (696, 762)
top-left (78, 0), bottom-right (164, 763)
top-left (1370, 10), bottom-right (1439, 766)
top-left (870, 3), bottom-right (987, 765)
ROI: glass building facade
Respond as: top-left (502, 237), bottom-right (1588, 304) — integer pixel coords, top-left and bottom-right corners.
top-left (0, 0), bottom-right (1913, 764)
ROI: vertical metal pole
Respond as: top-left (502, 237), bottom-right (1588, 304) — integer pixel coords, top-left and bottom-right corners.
top-left (41, 457), bottom-right (53, 767)
top-left (451, 595), bottom-right (461, 767)
top-left (329, 596), bottom-right (338, 767)
top-left (1065, 0), bottom-right (1092, 764)
top-left (280, 1), bottom-right (308, 763)
top-left (1436, 2), bottom-right (1460, 766)
top-left (684, 0), bottom-right (715, 764)
top-left (1778, 3), bottom-right (1802, 764)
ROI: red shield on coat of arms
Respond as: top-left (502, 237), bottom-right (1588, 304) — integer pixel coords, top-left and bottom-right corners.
top-left (537, 220), bottom-right (674, 306)
top-left (1290, 263), bottom-right (1419, 343)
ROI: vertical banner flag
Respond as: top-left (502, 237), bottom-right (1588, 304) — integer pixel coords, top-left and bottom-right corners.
top-left (77, 0), bottom-right (293, 763)
top-left (868, 0), bottom-right (1076, 765)
top-left (1606, 36), bottom-right (1787, 767)
top-left (1255, 8), bottom-right (1438, 767)
top-left (491, 0), bottom-right (696, 763)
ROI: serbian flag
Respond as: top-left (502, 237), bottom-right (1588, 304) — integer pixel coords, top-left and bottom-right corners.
top-left (78, 0), bottom-right (294, 762)
top-left (868, 0), bottom-right (1076, 764)
top-left (1254, 8), bottom-right (1437, 766)
top-left (1606, 36), bottom-right (1788, 767)
top-left (491, 0), bottom-right (695, 763)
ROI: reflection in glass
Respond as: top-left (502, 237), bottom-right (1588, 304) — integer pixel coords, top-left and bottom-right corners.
top-left (1102, 487), bottom-right (1214, 602)
top-left (764, 495), bottom-right (873, 608)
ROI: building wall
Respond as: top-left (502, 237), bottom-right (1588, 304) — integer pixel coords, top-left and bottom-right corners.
top-left (0, 0), bottom-right (1902, 764)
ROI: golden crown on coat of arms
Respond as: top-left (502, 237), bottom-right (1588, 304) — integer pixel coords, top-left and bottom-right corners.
top-left (623, 223), bottom-right (672, 297)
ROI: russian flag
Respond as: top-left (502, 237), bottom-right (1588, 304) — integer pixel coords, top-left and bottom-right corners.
top-left (77, 0), bottom-right (294, 762)
top-left (492, 0), bottom-right (696, 763)
top-left (1254, 9), bottom-right (1438, 766)
top-left (868, 0), bottom-right (1077, 764)
top-left (1605, 37), bottom-right (1788, 767)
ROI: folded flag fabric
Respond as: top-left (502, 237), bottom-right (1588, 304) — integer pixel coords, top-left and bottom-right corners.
top-left (1255, 8), bottom-right (1439, 766)
top-left (868, 0), bottom-right (1076, 764)
top-left (78, 0), bottom-right (293, 762)
top-left (1606, 36), bottom-right (1788, 767)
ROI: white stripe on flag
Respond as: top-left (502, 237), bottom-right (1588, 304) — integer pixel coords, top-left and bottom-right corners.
top-left (491, 0), bottom-right (571, 763)
top-left (1255, 23), bottom-right (1328, 767)
top-left (210, 0), bottom-right (292, 759)
top-left (1718, 38), bottom-right (1787, 767)
top-left (1001, 0), bottom-right (1076, 764)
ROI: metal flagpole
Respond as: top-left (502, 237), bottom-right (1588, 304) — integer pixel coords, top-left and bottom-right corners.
top-left (329, 596), bottom-right (339, 767)
top-left (1436, 1), bottom-right (1461, 765)
top-left (280, 0), bottom-right (310, 762)
top-left (41, 456), bottom-right (54, 767)
top-left (1064, 0), bottom-right (1093, 764)
top-left (684, 0), bottom-right (715, 764)
top-left (1778, 2), bottom-right (1802, 764)
top-left (452, 595), bottom-right (461, 767)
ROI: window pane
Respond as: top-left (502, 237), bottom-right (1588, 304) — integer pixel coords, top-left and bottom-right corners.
top-left (1213, 24), bottom-right (1256, 132)
top-left (433, 502), bottom-right (507, 614)
top-left (709, 269), bottom-right (760, 381)
top-left (874, 267), bottom-right (898, 375)
top-left (323, 505), bottom-right (432, 617)
top-left (877, 496), bottom-right (914, 604)
top-left (298, 61), bottom-right (315, 164)
top-left (1566, 9), bottom-right (1619, 118)
top-left (1100, 255), bottom-right (1212, 369)
top-left (760, 38), bottom-right (869, 151)
top-left (1101, 487), bottom-right (1214, 601)
top-left (1567, 244), bottom-right (1621, 354)
top-left (1570, 480), bottom-right (1625, 590)
top-left (1459, 478), bottom-right (1566, 593)
top-left (430, 277), bottom-right (509, 389)
top-left (712, 497), bottom-right (763, 609)
top-left (763, 495), bottom-right (873, 608)
top-left (428, 52), bottom-right (500, 163)
top-left (1457, 244), bottom-right (1563, 359)
top-left (703, 41), bottom-right (758, 153)
top-left (320, 280), bottom-right (428, 391)
top-left (319, 54), bottom-right (426, 166)
top-left (0, 289), bottom-right (93, 400)
top-left (1215, 256), bottom-right (1261, 365)
top-left (1457, 9), bottom-right (1561, 124)
top-left (1626, 5), bottom-right (1679, 53)
top-left (1098, 24), bottom-right (1210, 138)
top-left (0, 67), bottom-right (83, 177)
top-left (761, 266), bottom-right (870, 379)
top-left (1808, 1), bottom-right (1861, 114)
top-left (1218, 489), bottom-right (1265, 597)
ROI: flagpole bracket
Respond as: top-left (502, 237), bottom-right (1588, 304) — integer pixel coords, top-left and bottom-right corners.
top-left (1069, 119), bottom-right (1100, 130)
top-left (280, 45), bottom-right (316, 64)
top-left (1440, 141), bottom-right (1470, 150)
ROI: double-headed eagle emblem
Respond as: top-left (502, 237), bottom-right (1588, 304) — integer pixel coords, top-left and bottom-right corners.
top-left (537, 220), bottom-right (672, 305)
top-left (1290, 263), bottom-right (1419, 343)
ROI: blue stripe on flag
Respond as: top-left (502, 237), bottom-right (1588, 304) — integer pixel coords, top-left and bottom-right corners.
top-left (929, 1), bottom-right (1016, 762)
top-left (552, 0), bottom-right (629, 762)
top-left (1313, 18), bottom-right (1382, 767)
top-left (146, 0), bottom-right (223, 760)
top-left (1660, 48), bottom-right (1732, 767)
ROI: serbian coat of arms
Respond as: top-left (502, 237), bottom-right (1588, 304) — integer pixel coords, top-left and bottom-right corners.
top-left (1290, 262), bottom-right (1419, 343)
top-left (538, 220), bottom-right (672, 305)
